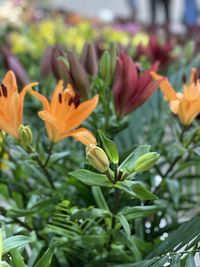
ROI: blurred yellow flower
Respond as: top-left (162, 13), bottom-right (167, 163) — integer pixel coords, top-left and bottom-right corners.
top-left (132, 32), bottom-right (149, 47)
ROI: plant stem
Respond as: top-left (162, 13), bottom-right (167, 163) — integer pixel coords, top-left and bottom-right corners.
top-left (27, 145), bottom-right (55, 189)
top-left (43, 142), bottom-right (54, 168)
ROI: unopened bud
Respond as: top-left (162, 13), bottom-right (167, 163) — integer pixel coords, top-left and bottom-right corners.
top-left (99, 50), bottom-right (111, 84)
top-left (51, 46), bottom-right (72, 84)
top-left (68, 51), bottom-right (90, 99)
top-left (134, 152), bottom-right (160, 173)
top-left (81, 43), bottom-right (98, 77)
top-left (18, 125), bottom-right (33, 148)
top-left (86, 145), bottom-right (109, 173)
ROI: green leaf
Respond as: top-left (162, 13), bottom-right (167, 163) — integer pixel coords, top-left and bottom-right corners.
top-left (3, 235), bottom-right (35, 255)
top-left (121, 205), bottom-right (163, 221)
top-left (92, 186), bottom-right (109, 210)
top-left (48, 151), bottom-right (69, 166)
top-left (119, 145), bottom-right (150, 174)
top-left (34, 246), bottom-right (55, 267)
top-left (171, 254), bottom-right (181, 267)
top-left (166, 179), bottom-right (180, 207)
top-left (70, 207), bottom-right (111, 220)
top-left (117, 213), bottom-right (131, 237)
top-left (186, 254), bottom-right (196, 267)
top-left (98, 130), bottom-right (119, 163)
top-left (131, 182), bottom-right (158, 200)
top-left (70, 169), bottom-right (111, 187)
top-left (10, 248), bottom-right (26, 267)
top-left (114, 181), bottom-right (137, 198)
top-left (193, 147), bottom-right (200, 156)
top-left (151, 255), bottom-right (169, 267)
top-left (147, 216), bottom-right (200, 259)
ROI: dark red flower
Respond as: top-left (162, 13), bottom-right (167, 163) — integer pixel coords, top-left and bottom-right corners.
top-left (137, 35), bottom-right (174, 69)
top-left (112, 52), bottom-right (163, 117)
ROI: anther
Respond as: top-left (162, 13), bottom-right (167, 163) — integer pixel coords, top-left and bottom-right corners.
top-left (182, 74), bottom-right (186, 84)
top-left (1, 84), bottom-right (7, 97)
top-left (58, 93), bottom-right (62, 103)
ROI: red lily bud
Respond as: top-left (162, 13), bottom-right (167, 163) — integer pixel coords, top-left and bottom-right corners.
top-left (112, 52), bottom-right (162, 117)
top-left (68, 51), bottom-right (90, 99)
top-left (51, 46), bottom-right (72, 85)
top-left (81, 43), bottom-right (98, 77)
top-left (40, 46), bottom-right (54, 79)
top-left (1, 47), bottom-right (30, 86)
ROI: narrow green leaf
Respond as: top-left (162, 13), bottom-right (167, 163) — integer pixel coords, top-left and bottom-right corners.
top-left (3, 235), bottom-right (35, 255)
top-left (70, 169), bottom-right (112, 187)
top-left (131, 182), bottom-right (158, 200)
top-left (166, 179), bottom-right (180, 207)
top-left (70, 207), bottom-right (111, 220)
top-left (117, 213), bottom-right (131, 237)
top-left (48, 151), bottom-right (69, 166)
top-left (10, 248), bottom-right (26, 267)
top-left (186, 254), bottom-right (196, 267)
top-left (92, 186), bottom-right (109, 210)
top-left (171, 254), bottom-right (181, 267)
top-left (119, 145), bottom-right (151, 174)
top-left (98, 130), bottom-right (119, 163)
top-left (34, 246), bottom-right (55, 267)
top-left (115, 181), bottom-right (137, 198)
top-left (121, 205), bottom-right (163, 221)
top-left (151, 255), bottom-right (169, 267)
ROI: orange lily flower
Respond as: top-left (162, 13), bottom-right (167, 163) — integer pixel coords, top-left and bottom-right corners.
top-left (0, 71), bottom-right (38, 138)
top-left (28, 81), bottom-right (98, 144)
top-left (151, 69), bottom-right (200, 126)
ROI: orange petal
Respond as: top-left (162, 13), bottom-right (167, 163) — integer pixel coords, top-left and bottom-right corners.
top-left (38, 110), bottom-right (65, 131)
top-left (151, 71), bottom-right (177, 101)
top-left (18, 82), bottom-right (38, 126)
top-left (27, 87), bottom-right (50, 110)
top-left (0, 117), bottom-right (18, 138)
top-left (67, 127), bottom-right (97, 145)
top-left (2, 70), bottom-right (18, 94)
top-left (65, 95), bottom-right (99, 132)
top-left (50, 80), bottom-right (64, 114)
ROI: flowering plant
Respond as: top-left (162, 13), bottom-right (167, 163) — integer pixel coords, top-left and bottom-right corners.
top-left (1, 13), bottom-right (200, 267)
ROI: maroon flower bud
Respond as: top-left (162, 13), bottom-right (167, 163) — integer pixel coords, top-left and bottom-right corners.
top-left (81, 43), bottom-right (98, 77)
top-left (1, 47), bottom-right (30, 86)
top-left (112, 52), bottom-right (163, 117)
top-left (51, 46), bottom-right (72, 85)
top-left (68, 51), bottom-right (90, 99)
top-left (40, 47), bottom-right (54, 79)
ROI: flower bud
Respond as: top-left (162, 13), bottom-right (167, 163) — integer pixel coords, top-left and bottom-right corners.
top-left (108, 43), bottom-right (118, 83)
top-left (134, 152), bottom-right (160, 173)
top-left (18, 125), bottom-right (33, 148)
top-left (86, 145), bottom-right (109, 173)
top-left (68, 51), bottom-right (90, 99)
top-left (51, 46), bottom-right (73, 85)
top-left (99, 50), bottom-right (111, 84)
top-left (81, 43), bottom-right (98, 77)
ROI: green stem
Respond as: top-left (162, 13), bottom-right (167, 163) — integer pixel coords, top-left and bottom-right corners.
top-left (43, 142), bottom-right (54, 168)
